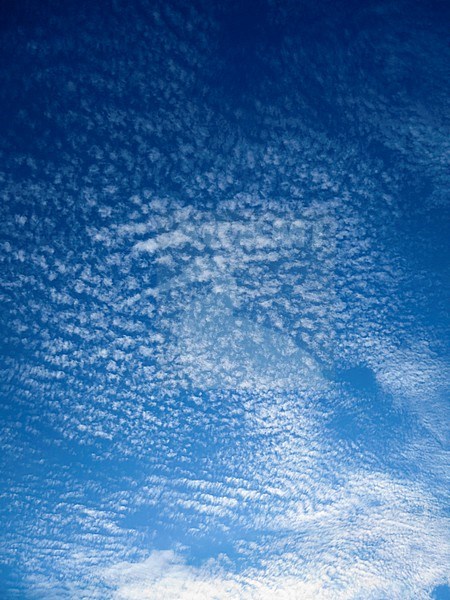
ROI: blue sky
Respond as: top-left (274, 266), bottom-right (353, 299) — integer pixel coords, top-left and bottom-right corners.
top-left (0, 0), bottom-right (449, 598)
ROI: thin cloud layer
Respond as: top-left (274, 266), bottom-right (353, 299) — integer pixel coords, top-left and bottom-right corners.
top-left (0, 0), bottom-right (449, 598)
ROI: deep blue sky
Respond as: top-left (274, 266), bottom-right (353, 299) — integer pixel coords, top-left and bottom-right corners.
top-left (0, 0), bottom-right (449, 598)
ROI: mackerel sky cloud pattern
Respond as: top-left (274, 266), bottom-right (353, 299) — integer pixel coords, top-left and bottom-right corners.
top-left (0, 0), bottom-right (449, 598)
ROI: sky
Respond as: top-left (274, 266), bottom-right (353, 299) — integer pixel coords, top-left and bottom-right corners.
top-left (0, 0), bottom-right (449, 598)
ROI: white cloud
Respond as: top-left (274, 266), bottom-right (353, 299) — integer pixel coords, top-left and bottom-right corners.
top-left (371, 342), bottom-right (450, 444)
top-left (134, 230), bottom-right (191, 253)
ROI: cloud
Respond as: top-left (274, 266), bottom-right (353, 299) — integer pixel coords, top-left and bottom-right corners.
top-left (134, 230), bottom-right (192, 253)
top-left (103, 550), bottom-right (350, 600)
top-left (103, 493), bottom-right (450, 600)
top-left (0, 0), bottom-right (449, 597)
top-left (103, 551), bottom-right (242, 600)
top-left (370, 342), bottom-right (450, 445)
